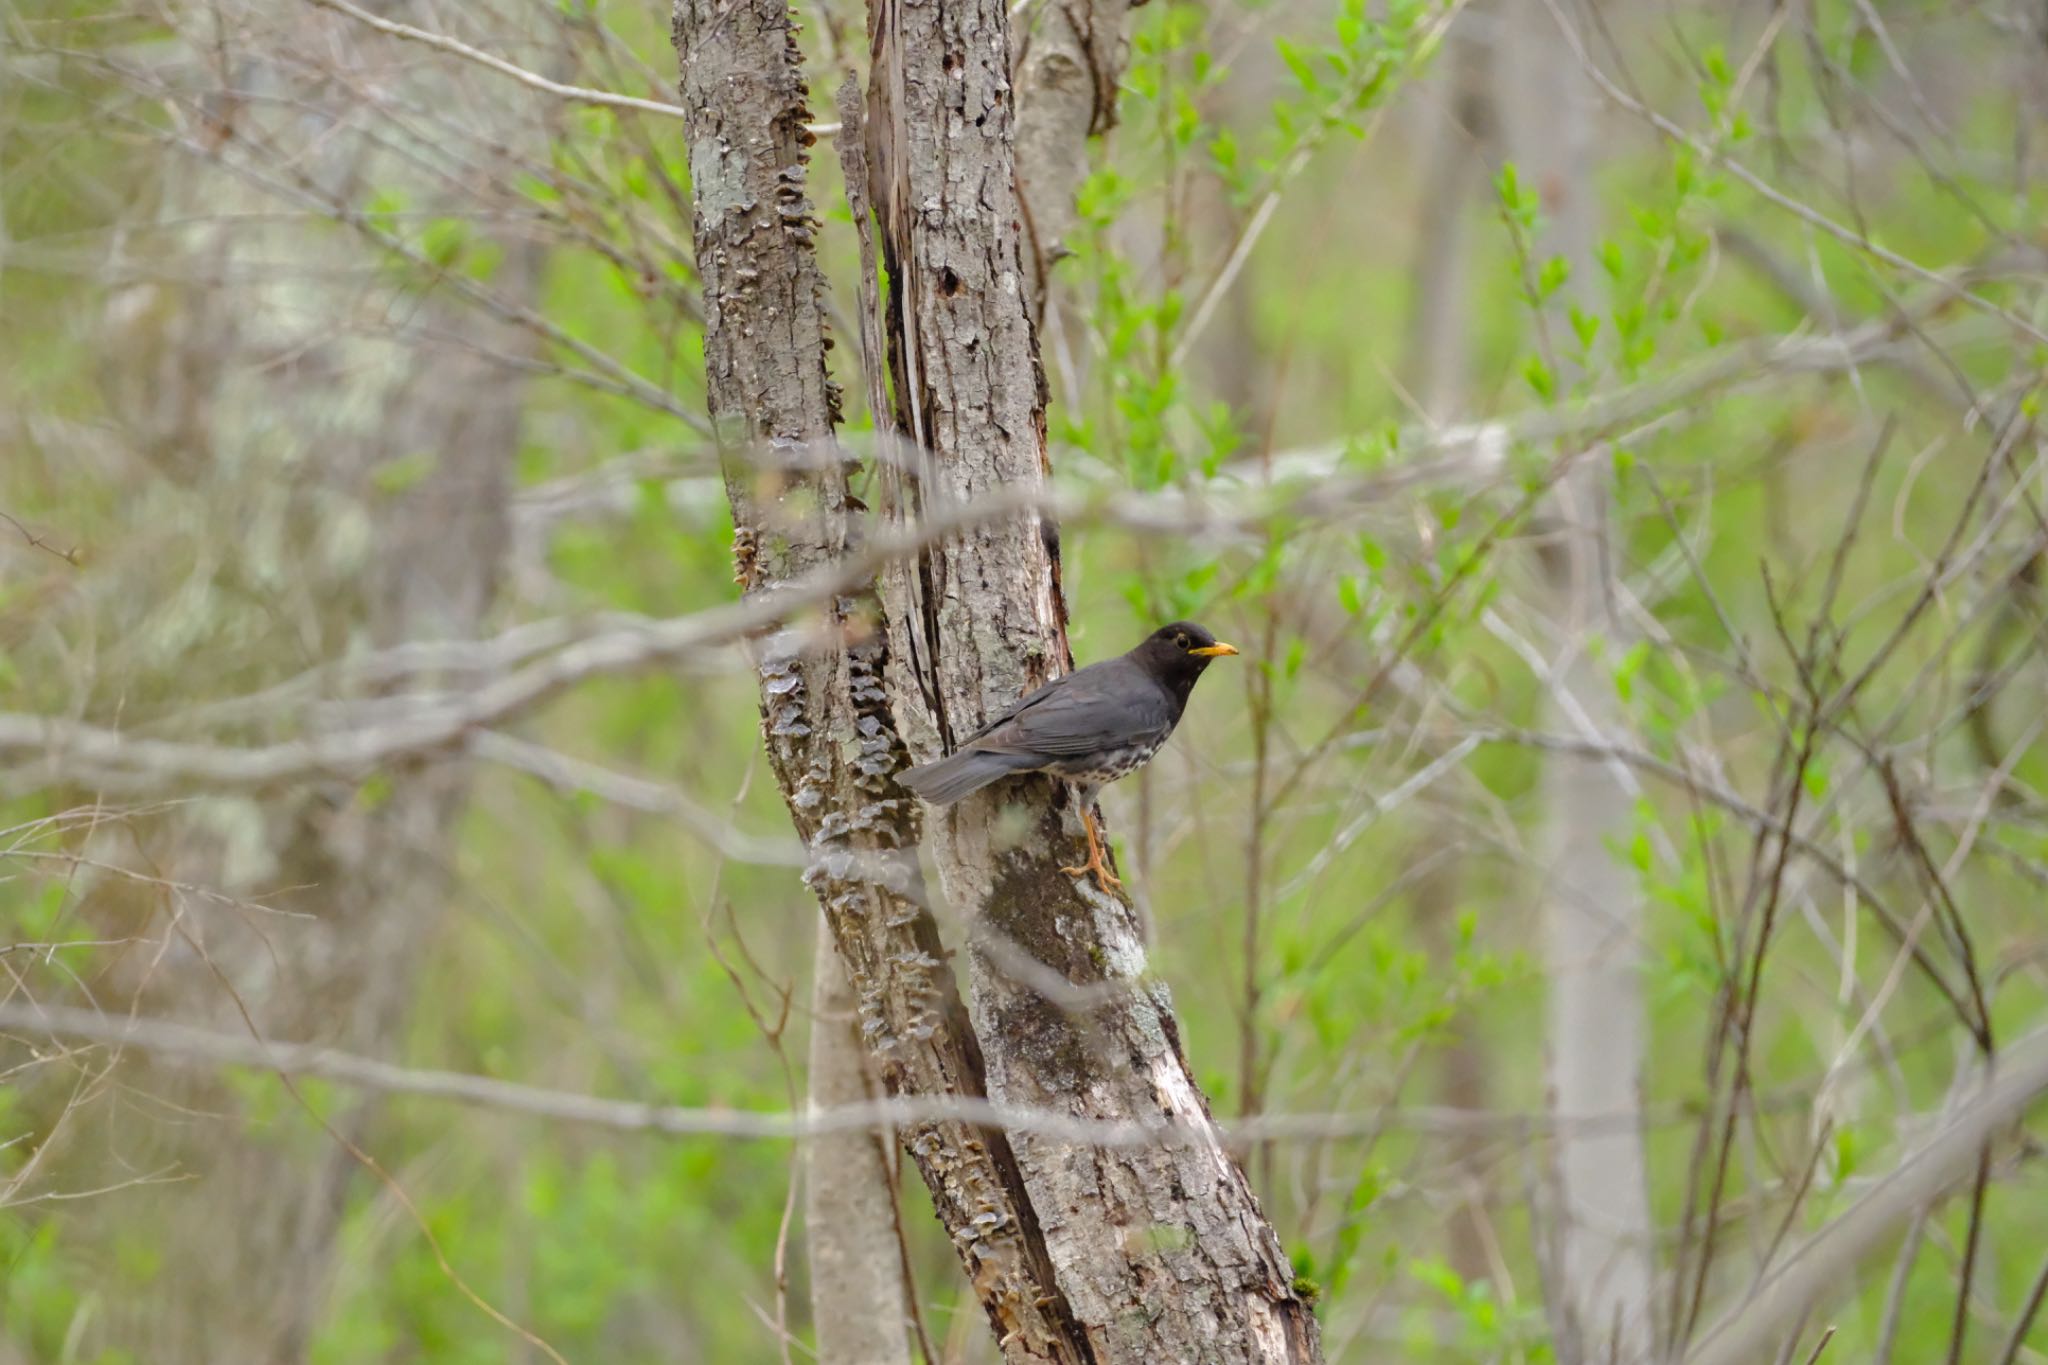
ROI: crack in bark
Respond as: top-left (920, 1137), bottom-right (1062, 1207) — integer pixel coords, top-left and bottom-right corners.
top-left (675, 0), bottom-right (1315, 1352)
top-left (855, 0), bottom-right (1322, 1355)
top-left (671, 2), bottom-right (1092, 1357)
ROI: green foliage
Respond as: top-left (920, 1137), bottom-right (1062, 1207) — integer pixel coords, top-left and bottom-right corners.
top-left (0, 1218), bottom-right (128, 1365)
top-left (6, 0), bottom-right (2048, 1361)
top-left (1405, 1257), bottom-right (1553, 1361)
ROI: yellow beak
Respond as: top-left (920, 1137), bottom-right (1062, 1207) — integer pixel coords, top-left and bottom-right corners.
top-left (1190, 642), bottom-right (1240, 657)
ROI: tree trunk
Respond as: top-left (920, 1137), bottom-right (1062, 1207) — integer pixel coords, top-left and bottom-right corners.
top-left (1012, 0), bottom-right (1136, 315)
top-left (72, 6), bottom-right (544, 1358)
top-left (1407, 10), bottom-right (1495, 424)
top-left (860, 0), bottom-right (1324, 1355)
top-left (806, 919), bottom-right (917, 1365)
top-left (797, 0), bottom-right (1135, 1348)
top-left (1500, 2), bottom-right (1657, 1359)
top-left (669, 0), bottom-right (1321, 1353)
top-left (669, 3), bottom-right (1090, 1359)
top-left (1403, 8), bottom-right (1500, 1286)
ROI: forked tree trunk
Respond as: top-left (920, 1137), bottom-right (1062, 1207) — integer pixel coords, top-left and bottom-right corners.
top-left (861, 0), bottom-right (1322, 1356)
top-left (670, 4), bottom-right (1087, 1360)
top-left (797, 0), bottom-right (1134, 1351)
top-left (670, 0), bottom-right (1321, 1355)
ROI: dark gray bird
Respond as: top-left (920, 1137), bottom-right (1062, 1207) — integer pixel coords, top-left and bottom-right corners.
top-left (898, 621), bottom-right (1239, 889)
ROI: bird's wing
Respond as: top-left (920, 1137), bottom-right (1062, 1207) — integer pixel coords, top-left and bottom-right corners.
top-left (967, 663), bottom-right (1172, 759)
top-left (960, 664), bottom-right (1088, 744)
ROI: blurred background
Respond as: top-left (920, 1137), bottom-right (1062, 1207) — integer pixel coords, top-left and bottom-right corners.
top-left (3, 0), bottom-right (2047, 1360)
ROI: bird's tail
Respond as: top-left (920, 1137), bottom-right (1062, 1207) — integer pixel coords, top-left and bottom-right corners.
top-left (897, 747), bottom-right (1033, 805)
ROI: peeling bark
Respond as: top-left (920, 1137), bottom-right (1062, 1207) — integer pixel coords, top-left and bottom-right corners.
top-left (860, 0), bottom-right (1323, 1354)
top-left (669, 3), bottom-right (1089, 1359)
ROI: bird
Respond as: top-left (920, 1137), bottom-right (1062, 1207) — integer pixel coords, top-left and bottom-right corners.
top-left (897, 621), bottom-right (1240, 890)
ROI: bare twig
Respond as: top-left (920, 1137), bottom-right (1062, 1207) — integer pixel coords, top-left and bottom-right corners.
top-left (0, 1001), bottom-right (1735, 1147)
top-left (1535, 0), bottom-right (2048, 347)
top-left (1685, 1029), bottom-right (2048, 1365)
top-left (0, 509), bottom-right (81, 565)
top-left (300, 0), bottom-right (789, 129)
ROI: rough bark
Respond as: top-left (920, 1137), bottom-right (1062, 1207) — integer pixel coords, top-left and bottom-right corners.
top-left (1012, 0), bottom-right (1137, 314)
top-left (1501, 2), bottom-right (1657, 1359)
top-left (669, 4), bottom-right (1089, 1360)
top-left (67, 6), bottom-right (544, 1357)
top-left (861, 0), bottom-right (1323, 1355)
top-left (799, 78), bottom-right (921, 1365)
top-left (806, 922), bottom-right (917, 1365)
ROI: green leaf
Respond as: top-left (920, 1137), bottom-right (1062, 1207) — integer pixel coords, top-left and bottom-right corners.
top-left (419, 217), bottom-right (472, 269)
top-left (1276, 37), bottom-right (1319, 94)
top-left (1569, 303), bottom-right (1601, 350)
top-left (1597, 238), bottom-right (1626, 280)
top-left (1337, 575), bottom-right (1365, 615)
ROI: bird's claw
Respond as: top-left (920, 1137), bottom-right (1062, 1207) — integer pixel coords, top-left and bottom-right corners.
top-left (1062, 805), bottom-right (1123, 891)
top-left (1060, 846), bottom-right (1123, 892)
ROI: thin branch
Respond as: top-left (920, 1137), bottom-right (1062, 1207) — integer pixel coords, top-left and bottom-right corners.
top-left (1993, 1246), bottom-right (2048, 1365)
top-left (1534, 0), bottom-right (2048, 348)
top-left (296, 0), bottom-right (676, 122)
top-left (466, 731), bottom-right (806, 865)
top-left (1685, 1027), bottom-right (2048, 1365)
top-left (297, 0), bottom-right (840, 135)
top-left (0, 489), bottom-right (1082, 794)
top-left (0, 510), bottom-right (81, 566)
top-left (0, 1001), bottom-right (1749, 1147)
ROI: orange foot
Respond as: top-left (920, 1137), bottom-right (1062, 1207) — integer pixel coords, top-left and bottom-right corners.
top-left (1059, 806), bottom-right (1124, 892)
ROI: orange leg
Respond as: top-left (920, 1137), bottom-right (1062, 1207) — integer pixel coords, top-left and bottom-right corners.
top-left (1059, 804), bottom-right (1123, 891)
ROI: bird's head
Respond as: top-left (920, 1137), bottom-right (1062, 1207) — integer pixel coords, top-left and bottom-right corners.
top-left (1133, 620), bottom-right (1240, 692)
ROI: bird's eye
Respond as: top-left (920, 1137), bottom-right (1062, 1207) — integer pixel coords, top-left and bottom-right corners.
top-left (1174, 633), bottom-right (1189, 648)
